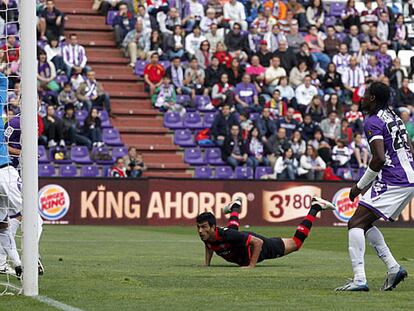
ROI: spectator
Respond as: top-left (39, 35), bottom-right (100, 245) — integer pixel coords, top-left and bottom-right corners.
top-left (350, 133), bottom-right (369, 168)
top-left (357, 42), bottom-right (370, 72)
top-left (226, 58), bottom-right (245, 86)
top-left (185, 26), bottom-right (206, 59)
top-left (325, 93), bottom-right (343, 115)
top-left (361, 0), bottom-right (378, 34)
top-left (365, 56), bottom-right (384, 83)
top-left (341, 0), bottom-right (360, 31)
top-left (223, 0), bottom-right (248, 31)
top-left (143, 53), bottom-right (165, 95)
top-left (58, 82), bottom-right (79, 109)
top-left (62, 103), bottom-right (92, 149)
top-left (112, 3), bottom-right (136, 48)
top-left (211, 73), bottom-right (235, 108)
top-left (255, 107), bottom-right (277, 142)
top-left (247, 24), bottom-right (262, 54)
top-left (286, 21), bottom-right (305, 54)
top-left (320, 111), bottom-right (341, 145)
top-left (184, 58), bottom-right (207, 98)
top-left (234, 74), bottom-right (260, 113)
top-left (266, 127), bottom-right (291, 167)
top-left (295, 75), bottom-right (318, 113)
top-left (367, 24), bottom-right (381, 52)
top-left (290, 130), bottom-right (306, 159)
top-left (207, 0), bottom-right (224, 17)
top-left (286, 1), bottom-right (307, 29)
top-left (247, 126), bottom-right (270, 170)
top-left (289, 60), bottom-right (309, 89)
top-left (343, 25), bottom-right (366, 55)
top-left (298, 145), bottom-right (326, 180)
top-left (305, 25), bottom-right (330, 71)
top-left (194, 40), bottom-right (212, 70)
top-left (341, 56), bottom-right (365, 100)
top-left (213, 42), bottom-right (232, 68)
top-left (374, 0), bottom-right (394, 24)
top-left (305, 95), bottom-right (326, 123)
top-left (273, 40), bottom-right (297, 73)
top-left (98, 0), bottom-right (124, 16)
top-left (37, 49), bottom-right (58, 93)
top-left (322, 63), bottom-right (344, 96)
top-left (83, 107), bottom-right (104, 147)
top-left (297, 42), bottom-right (315, 70)
top-left (239, 112), bottom-right (253, 139)
top-left (204, 56), bottom-right (225, 92)
top-left (77, 71), bottom-right (112, 115)
top-left (387, 58), bottom-right (405, 90)
top-left (153, 76), bottom-right (184, 116)
top-left (224, 23), bottom-right (248, 60)
top-left (255, 40), bottom-right (273, 67)
top-left (158, 7), bottom-right (181, 35)
top-left (264, 24), bottom-right (286, 53)
top-left (62, 33), bottom-right (88, 78)
top-left (200, 8), bottom-right (221, 34)
top-left (205, 24), bottom-right (225, 53)
top-left (43, 37), bottom-right (66, 75)
top-left (274, 148), bottom-right (298, 180)
top-left (123, 147), bottom-right (147, 178)
top-left (221, 124), bottom-right (252, 169)
top-left (324, 26), bottom-right (341, 58)
top-left (39, 0), bottom-right (65, 41)
top-left (110, 157), bottom-right (127, 178)
top-left (211, 104), bottom-right (239, 146)
top-left (393, 14), bottom-right (411, 52)
top-left (183, 0), bottom-right (204, 31)
top-left (266, 89), bottom-right (287, 118)
top-left (306, 0), bottom-right (325, 29)
top-left (264, 56), bottom-right (287, 94)
top-left (340, 118), bottom-right (353, 144)
top-left (397, 78), bottom-right (414, 110)
top-left (276, 76), bottom-right (295, 104)
top-left (333, 43), bottom-right (351, 76)
top-left (42, 104), bottom-right (65, 148)
top-left (377, 11), bottom-right (391, 45)
top-left (278, 107), bottom-right (299, 139)
top-left (166, 56), bottom-right (191, 95)
top-left (331, 139), bottom-right (351, 168)
top-left (382, 76), bottom-right (398, 108)
top-left (122, 19), bottom-right (149, 67)
top-left (148, 30), bottom-right (165, 60)
top-left (300, 114), bottom-right (319, 141)
top-left (3, 35), bottom-right (20, 73)
top-left (166, 25), bottom-right (185, 60)
top-left (246, 55), bottom-right (265, 92)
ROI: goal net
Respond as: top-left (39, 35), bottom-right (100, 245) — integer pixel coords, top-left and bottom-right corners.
top-left (0, 0), bottom-right (39, 296)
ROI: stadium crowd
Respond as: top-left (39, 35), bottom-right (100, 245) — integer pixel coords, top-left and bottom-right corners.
top-left (92, 0), bottom-right (414, 180)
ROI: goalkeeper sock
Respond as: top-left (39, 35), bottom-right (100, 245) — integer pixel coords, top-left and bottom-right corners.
top-left (349, 228), bottom-right (367, 285)
top-left (0, 228), bottom-right (21, 267)
top-left (293, 214), bottom-right (315, 249)
top-left (9, 217), bottom-right (20, 237)
top-left (366, 226), bottom-right (399, 273)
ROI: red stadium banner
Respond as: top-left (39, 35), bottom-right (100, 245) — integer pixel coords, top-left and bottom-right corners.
top-left (38, 178), bottom-right (414, 227)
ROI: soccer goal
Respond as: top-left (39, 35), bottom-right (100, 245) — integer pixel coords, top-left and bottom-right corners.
top-left (0, 0), bottom-right (39, 296)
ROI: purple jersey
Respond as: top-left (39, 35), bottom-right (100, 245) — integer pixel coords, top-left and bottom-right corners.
top-left (364, 109), bottom-right (414, 186)
top-left (4, 114), bottom-right (21, 168)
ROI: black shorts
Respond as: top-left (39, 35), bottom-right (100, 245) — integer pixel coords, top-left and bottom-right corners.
top-left (259, 237), bottom-right (285, 261)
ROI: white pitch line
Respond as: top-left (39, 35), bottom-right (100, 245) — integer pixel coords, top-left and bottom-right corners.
top-left (33, 295), bottom-right (85, 311)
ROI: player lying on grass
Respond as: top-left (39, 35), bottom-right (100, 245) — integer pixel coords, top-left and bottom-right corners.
top-left (335, 82), bottom-right (409, 292)
top-left (196, 197), bottom-right (334, 268)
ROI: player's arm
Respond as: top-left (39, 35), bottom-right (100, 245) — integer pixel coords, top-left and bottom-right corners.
top-left (349, 139), bottom-right (385, 201)
top-left (8, 146), bottom-right (21, 156)
top-left (243, 235), bottom-right (263, 269)
top-left (204, 246), bottom-right (214, 267)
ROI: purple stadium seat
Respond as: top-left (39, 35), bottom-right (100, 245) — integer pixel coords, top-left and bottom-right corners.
top-left (194, 95), bottom-right (213, 112)
top-left (205, 148), bottom-right (225, 165)
top-left (184, 148), bottom-right (206, 165)
top-left (159, 60), bottom-right (170, 69)
top-left (55, 109), bottom-right (64, 118)
top-left (59, 165), bottom-right (78, 177)
top-left (106, 10), bottom-right (117, 25)
top-left (176, 95), bottom-right (191, 106)
top-left (163, 111), bottom-right (183, 129)
top-left (203, 112), bottom-right (216, 128)
top-left (249, 113), bottom-right (260, 121)
top-left (174, 129), bottom-right (196, 147)
top-left (71, 146), bottom-right (93, 164)
top-left (235, 166), bottom-right (253, 179)
top-left (194, 166), bottom-right (213, 179)
top-left (255, 166), bottom-right (273, 179)
top-left (325, 16), bottom-right (337, 27)
top-left (134, 60), bottom-right (148, 76)
top-left (55, 75), bottom-right (68, 84)
top-left (330, 2), bottom-right (347, 17)
top-left (336, 168), bottom-right (353, 180)
top-left (39, 164), bottom-right (55, 177)
top-left (103, 128), bottom-right (123, 146)
top-left (336, 32), bottom-right (347, 42)
top-left (99, 110), bottom-right (112, 128)
top-left (75, 109), bottom-right (88, 123)
top-left (112, 146), bottom-right (128, 159)
top-left (102, 165), bottom-right (112, 177)
top-left (81, 165), bottom-right (100, 177)
top-left (49, 146), bottom-right (72, 164)
top-left (92, 146), bottom-right (114, 165)
top-left (5, 23), bottom-right (18, 35)
top-left (38, 145), bottom-right (49, 164)
top-left (215, 166), bottom-right (233, 179)
top-left (183, 112), bottom-right (204, 129)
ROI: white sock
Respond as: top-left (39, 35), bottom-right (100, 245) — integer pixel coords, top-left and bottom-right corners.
top-left (366, 226), bottom-right (399, 274)
top-left (38, 214), bottom-right (43, 242)
top-left (0, 228), bottom-right (21, 267)
top-left (349, 228), bottom-right (367, 284)
top-left (0, 246), bottom-right (6, 268)
top-left (9, 217), bottom-right (21, 237)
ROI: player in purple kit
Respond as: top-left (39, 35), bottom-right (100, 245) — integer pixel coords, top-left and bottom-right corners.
top-left (336, 82), bottom-right (410, 292)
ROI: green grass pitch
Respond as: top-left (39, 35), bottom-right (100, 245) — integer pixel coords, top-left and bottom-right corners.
top-left (0, 225), bottom-right (413, 311)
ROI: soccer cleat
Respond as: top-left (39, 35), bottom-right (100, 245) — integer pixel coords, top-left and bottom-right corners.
top-left (335, 279), bottom-right (369, 292)
top-left (381, 266), bottom-right (408, 291)
top-left (0, 264), bottom-right (16, 276)
top-left (38, 258), bottom-right (44, 276)
top-left (224, 197), bottom-right (242, 214)
top-left (15, 265), bottom-right (22, 279)
top-left (312, 196), bottom-right (336, 211)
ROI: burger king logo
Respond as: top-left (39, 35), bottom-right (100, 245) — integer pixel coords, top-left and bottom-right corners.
top-left (38, 184), bottom-right (70, 221)
top-left (332, 187), bottom-right (359, 222)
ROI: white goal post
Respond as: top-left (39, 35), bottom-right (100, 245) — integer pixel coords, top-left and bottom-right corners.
top-left (20, 0), bottom-right (39, 296)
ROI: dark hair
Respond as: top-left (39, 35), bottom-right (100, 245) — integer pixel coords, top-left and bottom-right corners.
top-left (69, 33), bottom-right (77, 38)
top-left (128, 146), bottom-right (136, 151)
top-left (368, 82), bottom-right (390, 111)
top-left (196, 212), bottom-right (216, 226)
top-left (248, 126), bottom-right (261, 141)
top-left (116, 157), bottom-right (124, 164)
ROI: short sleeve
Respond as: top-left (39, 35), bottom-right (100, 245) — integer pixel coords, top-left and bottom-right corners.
top-left (364, 115), bottom-right (384, 144)
top-left (222, 229), bottom-right (251, 246)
